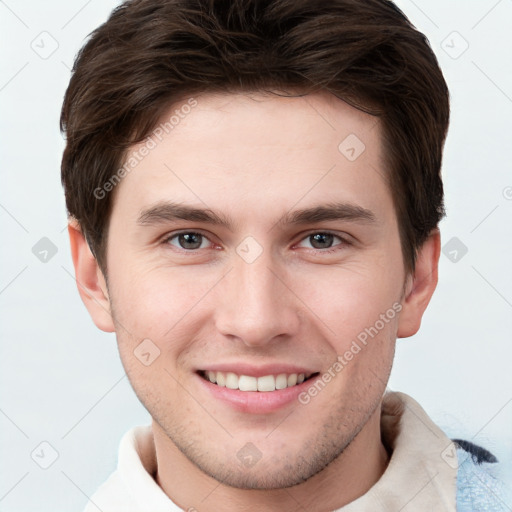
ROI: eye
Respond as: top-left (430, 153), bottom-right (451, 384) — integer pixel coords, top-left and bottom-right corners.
top-left (296, 232), bottom-right (349, 252)
top-left (164, 231), bottom-right (212, 251)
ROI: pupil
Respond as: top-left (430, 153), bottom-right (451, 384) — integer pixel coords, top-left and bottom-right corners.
top-left (311, 233), bottom-right (333, 249)
top-left (180, 233), bottom-right (201, 249)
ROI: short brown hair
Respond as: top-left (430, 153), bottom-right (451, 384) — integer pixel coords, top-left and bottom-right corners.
top-left (61, 0), bottom-right (449, 276)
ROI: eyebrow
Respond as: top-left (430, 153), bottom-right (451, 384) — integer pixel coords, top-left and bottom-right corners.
top-left (137, 201), bottom-right (377, 230)
top-left (283, 202), bottom-right (377, 226)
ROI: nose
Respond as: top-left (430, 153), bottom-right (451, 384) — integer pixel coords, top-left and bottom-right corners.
top-left (214, 247), bottom-right (301, 348)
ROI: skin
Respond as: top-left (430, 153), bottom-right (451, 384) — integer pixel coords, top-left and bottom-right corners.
top-left (69, 91), bottom-right (440, 511)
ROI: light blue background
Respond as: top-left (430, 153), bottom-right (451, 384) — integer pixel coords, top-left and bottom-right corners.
top-left (1, 0), bottom-right (511, 510)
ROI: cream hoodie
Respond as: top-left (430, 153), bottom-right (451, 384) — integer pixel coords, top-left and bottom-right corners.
top-left (83, 392), bottom-right (459, 511)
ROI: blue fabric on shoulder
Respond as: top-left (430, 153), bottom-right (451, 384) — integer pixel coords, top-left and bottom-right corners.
top-left (455, 439), bottom-right (510, 512)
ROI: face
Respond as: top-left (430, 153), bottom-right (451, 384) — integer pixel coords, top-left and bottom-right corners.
top-left (99, 91), bottom-right (409, 488)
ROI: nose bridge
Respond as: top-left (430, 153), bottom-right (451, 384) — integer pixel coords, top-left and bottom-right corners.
top-left (215, 243), bottom-right (299, 346)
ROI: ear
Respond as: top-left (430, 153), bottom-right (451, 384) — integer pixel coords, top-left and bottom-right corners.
top-left (67, 219), bottom-right (115, 332)
top-left (397, 228), bottom-right (441, 338)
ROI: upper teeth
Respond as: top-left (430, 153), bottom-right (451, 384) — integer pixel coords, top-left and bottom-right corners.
top-left (205, 371), bottom-right (307, 391)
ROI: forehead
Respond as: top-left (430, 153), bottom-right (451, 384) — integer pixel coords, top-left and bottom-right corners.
top-left (111, 91), bottom-right (392, 225)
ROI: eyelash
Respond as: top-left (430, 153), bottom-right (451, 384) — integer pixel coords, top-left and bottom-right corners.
top-left (162, 230), bottom-right (351, 255)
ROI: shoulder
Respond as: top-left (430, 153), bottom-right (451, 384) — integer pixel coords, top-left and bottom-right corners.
top-left (83, 469), bottom-right (134, 512)
top-left (454, 439), bottom-right (510, 512)
top-left (82, 426), bottom-right (149, 512)
top-left (82, 424), bottom-right (176, 512)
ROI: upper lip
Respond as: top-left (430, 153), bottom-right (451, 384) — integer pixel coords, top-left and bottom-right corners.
top-left (198, 363), bottom-right (317, 378)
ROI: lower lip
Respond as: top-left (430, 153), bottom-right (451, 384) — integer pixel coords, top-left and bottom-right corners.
top-left (196, 373), bottom-right (318, 414)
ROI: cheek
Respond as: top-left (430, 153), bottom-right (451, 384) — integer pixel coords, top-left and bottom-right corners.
top-left (292, 262), bottom-right (402, 339)
top-left (108, 262), bottom-right (220, 361)
top-left (293, 263), bottom-right (401, 387)
top-left (108, 238), bottom-right (240, 378)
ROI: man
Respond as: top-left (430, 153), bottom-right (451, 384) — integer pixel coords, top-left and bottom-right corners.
top-left (60, 0), bottom-right (507, 510)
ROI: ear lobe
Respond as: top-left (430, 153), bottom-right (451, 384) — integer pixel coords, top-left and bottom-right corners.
top-left (67, 220), bottom-right (115, 333)
top-left (397, 229), bottom-right (441, 339)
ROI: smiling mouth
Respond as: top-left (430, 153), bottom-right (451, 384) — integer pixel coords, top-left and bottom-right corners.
top-left (198, 370), bottom-right (320, 392)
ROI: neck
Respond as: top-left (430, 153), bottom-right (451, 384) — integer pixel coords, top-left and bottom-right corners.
top-left (153, 405), bottom-right (389, 511)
